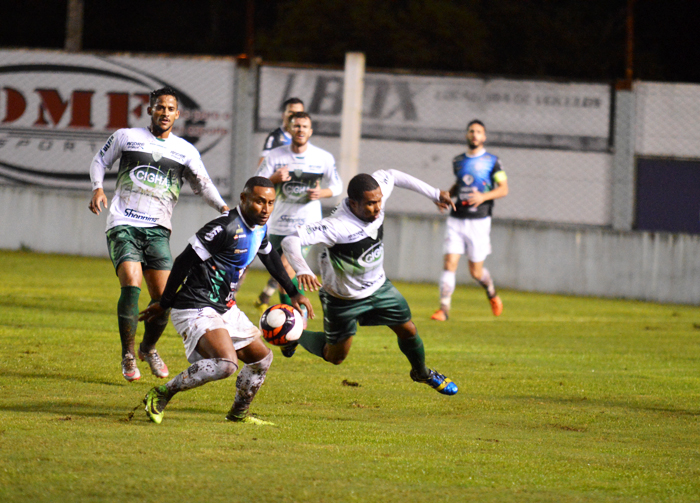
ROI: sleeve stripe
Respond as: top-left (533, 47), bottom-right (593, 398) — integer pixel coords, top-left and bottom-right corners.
top-left (188, 235), bottom-right (212, 261)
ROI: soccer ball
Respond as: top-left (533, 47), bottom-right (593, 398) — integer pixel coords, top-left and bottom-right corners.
top-left (259, 304), bottom-right (304, 346)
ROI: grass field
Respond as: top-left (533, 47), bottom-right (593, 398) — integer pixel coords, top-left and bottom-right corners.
top-left (0, 249), bottom-right (699, 502)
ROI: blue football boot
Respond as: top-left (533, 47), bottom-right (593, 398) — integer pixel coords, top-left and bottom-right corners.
top-left (410, 368), bottom-right (458, 396)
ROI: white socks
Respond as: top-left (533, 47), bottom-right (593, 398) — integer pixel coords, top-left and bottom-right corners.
top-left (165, 358), bottom-right (238, 395)
top-left (478, 268), bottom-right (496, 298)
top-left (230, 351), bottom-right (273, 418)
top-left (439, 270), bottom-right (456, 310)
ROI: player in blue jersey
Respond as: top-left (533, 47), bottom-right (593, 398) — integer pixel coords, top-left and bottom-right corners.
top-left (431, 120), bottom-right (509, 321)
top-left (257, 97), bottom-right (305, 168)
top-left (138, 176), bottom-right (313, 425)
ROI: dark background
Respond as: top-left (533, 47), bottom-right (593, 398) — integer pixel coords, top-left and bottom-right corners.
top-left (1, 0), bottom-right (699, 83)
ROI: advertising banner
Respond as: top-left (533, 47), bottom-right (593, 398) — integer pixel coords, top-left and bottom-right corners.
top-left (0, 50), bottom-right (235, 192)
top-left (258, 65), bottom-right (612, 151)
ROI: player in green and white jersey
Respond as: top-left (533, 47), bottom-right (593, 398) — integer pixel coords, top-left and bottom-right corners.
top-left (281, 169), bottom-right (459, 396)
top-left (89, 86), bottom-right (229, 382)
top-left (253, 112), bottom-right (343, 311)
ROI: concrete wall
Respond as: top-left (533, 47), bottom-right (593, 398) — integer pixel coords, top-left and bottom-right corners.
top-left (379, 213), bottom-right (700, 305)
top-left (0, 186), bottom-right (225, 259)
top-left (3, 184), bottom-right (699, 305)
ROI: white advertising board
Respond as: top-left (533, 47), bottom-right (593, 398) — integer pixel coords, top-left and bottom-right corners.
top-left (0, 49), bottom-right (235, 192)
top-left (258, 65), bottom-right (612, 151)
top-left (635, 82), bottom-right (700, 158)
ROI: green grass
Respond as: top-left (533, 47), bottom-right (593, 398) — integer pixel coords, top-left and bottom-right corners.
top-left (0, 249), bottom-right (699, 502)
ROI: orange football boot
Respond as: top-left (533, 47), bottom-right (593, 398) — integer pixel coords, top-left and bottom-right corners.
top-left (489, 295), bottom-right (503, 316)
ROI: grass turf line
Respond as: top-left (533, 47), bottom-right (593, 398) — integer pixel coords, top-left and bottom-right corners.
top-left (0, 250), bottom-right (698, 502)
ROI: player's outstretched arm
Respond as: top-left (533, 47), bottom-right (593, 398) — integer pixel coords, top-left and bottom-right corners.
top-left (436, 189), bottom-right (456, 213)
top-left (280, 235), bottom-right (315, 276)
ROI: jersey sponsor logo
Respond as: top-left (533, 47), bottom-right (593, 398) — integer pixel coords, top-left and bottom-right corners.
top-left (280, 215), bottom-right (306, 225)
top-left (130, 165), bottom-right (170, 193)
top-left (126, 141), bottom-right (144, 150)
top-left (304, 222), bottom-right (327, 233)
top-left (169, 150), bottom-right (186, 161)
top-left (204, 225), bottom-right (223, 241)
top-left (282, 181), bottom-right (309, 198)
top-left (357, 242), bottom-right (384, 268)
top-left (99, 135), bottom-right (115, 157)
top-left (234, 248), bottom-right (248, 254)
top-left (124, 208), bottom-right (158, 222)
top-left (347, 230), bottom-right (365, 240)
top-left (462, 174), bottom-right (474, 185)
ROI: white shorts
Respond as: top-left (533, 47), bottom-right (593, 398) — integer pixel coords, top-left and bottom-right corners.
top-left (170, 305), bottom-right (261, 364)
top-left (442, 216), bottom-right (492, 262)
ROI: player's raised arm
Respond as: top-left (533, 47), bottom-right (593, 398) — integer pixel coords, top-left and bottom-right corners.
top-left (379, 169), bottom-right (453, 208)
top-left (183, 155), bottom-right (229, 213)
top-left (280, 234), bottom-right (321, 292)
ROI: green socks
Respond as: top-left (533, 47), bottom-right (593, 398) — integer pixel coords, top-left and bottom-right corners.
top-left (117, 286), bottom-right (141, 356)
top-left (299, 330), bottom-right (327, 358)
top-left (397, 334), bottom-right (428, 378)
top-left (142, 299), bottom-right (169, 351)
top-left (299, 330), bottom-right (428, 376)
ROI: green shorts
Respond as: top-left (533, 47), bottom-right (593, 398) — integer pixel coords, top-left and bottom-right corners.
top-left (106, 225), bottom-right (173, 274)
top-left (269, 234), bottom-right (311, 258)
top-left (319, 280), bottom-right (412, 344)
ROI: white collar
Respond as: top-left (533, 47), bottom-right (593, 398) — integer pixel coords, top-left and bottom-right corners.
top-left (466, 148), bottom-right (486, 158)
top-left (236, 206), bottom-right (262, 230)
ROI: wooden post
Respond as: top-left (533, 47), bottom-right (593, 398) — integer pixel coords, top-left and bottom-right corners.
top-left (64, 0), bottom-right (84, 53)
top-left (339, 52), bottom-right (365, 190)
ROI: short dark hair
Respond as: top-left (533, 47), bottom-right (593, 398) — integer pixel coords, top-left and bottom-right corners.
top-left (150, 87), bottom-right (179, 107)
top-left (290, 111), bottom-right (311, 125)
top-left (467, 119), bottom-right (485, 131)
top-left (243, 176), bottom-right (274, 194)
top-left (282, 97), bottom-right (304, 109)
top-left (347, 174), bottom-right (380, 202)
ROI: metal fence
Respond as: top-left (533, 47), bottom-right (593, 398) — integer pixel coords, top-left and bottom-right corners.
top-left (0, 50), bottom-right (236, 196)
top-left (3, 49), bottom-right (700, 233)
top-left (256, 64), bottom-right (615, 226)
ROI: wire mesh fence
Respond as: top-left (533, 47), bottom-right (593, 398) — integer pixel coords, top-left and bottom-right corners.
top-left (0, 50), bottom-right (235, 196)
top-left (4, 49), bottom-right (700, 232)
top-left (257, 64), bottom-right (615, 226)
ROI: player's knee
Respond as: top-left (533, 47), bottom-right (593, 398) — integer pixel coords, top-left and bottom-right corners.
top-left (325, 354), bottom-right (346, 365)
top-left (215, 358), bottom-right (239, 379)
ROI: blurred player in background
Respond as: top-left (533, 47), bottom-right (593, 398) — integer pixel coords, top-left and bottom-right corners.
top-left (251, 98), bottom-right (305, 303)
top-left (89, 86), bottom-right (229, 382)
top-left (431, 119), bottom-right (509, 321)
top-left (257, 97), bottom-right (304, 168)
top-left (281, 170), bottom-right (459, 396)
top-left (139, 176), bottom-right (313, 425)
top-left (253, 111), bottom-right (343, 313)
